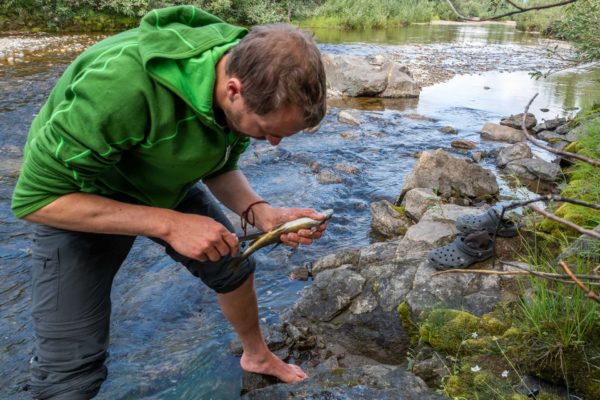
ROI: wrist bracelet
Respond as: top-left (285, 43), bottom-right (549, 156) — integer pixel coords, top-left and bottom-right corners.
top-left (241, 200), bottom-right (270, 235)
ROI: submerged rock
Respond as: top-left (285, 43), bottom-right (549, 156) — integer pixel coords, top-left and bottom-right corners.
top-left (337, 110), bottom-right (361, 126)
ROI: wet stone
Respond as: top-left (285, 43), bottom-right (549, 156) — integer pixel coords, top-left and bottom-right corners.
top-left (451, 140), bottom-right (476, 150)
top-left (438, 126), bottom-right (458, 134)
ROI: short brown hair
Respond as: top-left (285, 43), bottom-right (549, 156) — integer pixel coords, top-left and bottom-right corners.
top-left (226, 24), bottom-right (326, 128)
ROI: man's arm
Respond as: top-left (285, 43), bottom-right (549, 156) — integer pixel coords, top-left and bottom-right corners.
top-left (24, 192), bottom-right (239, 262)
top-left (204, 170), bottom-right (326, 246)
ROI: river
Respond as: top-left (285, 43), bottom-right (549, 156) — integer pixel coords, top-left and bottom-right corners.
top-left (1, 23), bottom-right (599, 399)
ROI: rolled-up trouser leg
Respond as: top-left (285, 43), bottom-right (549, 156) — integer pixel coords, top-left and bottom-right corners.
top-left (158, 185), bottom-right (256, 293)
top-left (29, 225), bottom-right (135, 400)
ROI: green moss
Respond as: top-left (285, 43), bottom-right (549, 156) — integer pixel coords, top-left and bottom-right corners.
top-left (419, 309), bottom-right (479, 353)
top-left (480, 315), bottom-right (509, 336)
top-left (331, 368), bottom-right (345, 376)
top-left (396, 226), bottom-right (408, 235)
top-left (563, 141), bottom-right (580, 153)
top-left (397, 302), bottom-right (419, 347)
top-left (371, 281), bottom-right (380, 294)
top-left (392, 205), bottom-right (407, 217)
top-left (344, 380), bottom-right (360, 387)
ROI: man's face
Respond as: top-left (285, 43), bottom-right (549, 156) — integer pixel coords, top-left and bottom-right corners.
top-left (222, 96), bottom-right (306, 146)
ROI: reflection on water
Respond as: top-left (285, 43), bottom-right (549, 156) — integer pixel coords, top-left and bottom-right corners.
top-left (311, 23), bottom-right (539, 45)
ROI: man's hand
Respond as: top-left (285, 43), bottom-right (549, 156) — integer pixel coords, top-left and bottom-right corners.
top-left (163, 213), bottom-right (239, 262)
top-left (252, 204), bottom-right (327, 247)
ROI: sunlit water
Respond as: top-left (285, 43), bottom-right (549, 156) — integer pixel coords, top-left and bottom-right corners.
top-left (1, 24), bottom-right (599, 399)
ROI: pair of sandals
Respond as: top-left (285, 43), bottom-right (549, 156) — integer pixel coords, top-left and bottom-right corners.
top-left (428, 205), bottom-right (519, 270)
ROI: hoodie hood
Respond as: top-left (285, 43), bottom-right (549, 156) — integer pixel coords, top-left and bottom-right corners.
top-left (138, 6), bottom-right (247, 127)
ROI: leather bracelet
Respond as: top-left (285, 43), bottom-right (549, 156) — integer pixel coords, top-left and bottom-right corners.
top-left (241, 200), bottom-right (270, 235)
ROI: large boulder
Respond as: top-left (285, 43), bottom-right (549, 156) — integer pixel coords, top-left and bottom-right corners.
top-left (398, 149), bottom-right (499, 204)
top-left (323, 54), bottom-right (421, 98)
top-left (481, 122), bottom-right (525, 143)
top-left (371, 200), bottom-right (411, 239)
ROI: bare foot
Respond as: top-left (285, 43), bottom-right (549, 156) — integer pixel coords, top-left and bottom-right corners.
top-left (240, 351), bottom-right (308, 383)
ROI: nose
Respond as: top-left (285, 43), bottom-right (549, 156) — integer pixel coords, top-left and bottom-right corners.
top-left (266, 135), bottom-right (282, 146)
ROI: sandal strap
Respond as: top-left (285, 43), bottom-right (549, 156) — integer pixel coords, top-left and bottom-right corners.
top-left (456, 236), bottom-right (493, 258)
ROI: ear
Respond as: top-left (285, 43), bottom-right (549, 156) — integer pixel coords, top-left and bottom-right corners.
top-left (225, 77), bottom-right (242, 102)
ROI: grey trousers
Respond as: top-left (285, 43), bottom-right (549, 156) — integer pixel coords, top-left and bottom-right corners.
top-left (28, 186), bottom-right (255, 399)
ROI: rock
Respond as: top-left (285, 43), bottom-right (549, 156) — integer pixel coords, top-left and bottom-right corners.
top-left (564, 124), bottom-right (585, 142)
top-left (316, 169), bottom-right (343, 184)
top-left (242, 365), bottom-right (443, 399)
top-left (370, 200), bottom-right (411, 239)
top-left (500, 112), bottom-right (537, 129)
top-left (451, 140), bottom-right (476, 150)
top-left (338, 110), bottom-right (361, 126)
top-left (559, 224), bottom-right (600, 264)
top-left (340, 131), bottom-right (359, 140)
top-left (288, 266), bottom-right (311, 281)
top-left (333, 163), bottom-right (359, 174)
top-left (398, 149), bottom-right (499, 204)
top-left (504, 158), bottom-right (561, 182)
top-left (312, 249), bottom-right (361, 276)
top-left (323, 53), bottom-right (421, 98)
top-left (540, 108), bottom-right (550, 112)
top-left (438, 126), bottom-right (458, 134)
top-left (404, 204), bottom-right (485, 246)
top-left (403, 113), bottom-right (435, 122)
top-left (412, 356), bottom-right (448, 387)
top-left (294, 266), bottom-right (366, 322)
top-left (472, 151), bottom-right (486, 162)
top-left (480, 122), bottom-right (525, 143)
top-left (541, 117), bottom-right (566, 131)
top-left (309, 161), bottom-right (320, 173)
top-left (555, 123), bottom-right (570, 135)
top-left (402, 188), bottom-right (440, 221)
top-left (496, 142), bottom-right (533, 167)
top-left (537, 130), bottom-right (567, 143)
top-left (406, 259), bottom-right (502, 317)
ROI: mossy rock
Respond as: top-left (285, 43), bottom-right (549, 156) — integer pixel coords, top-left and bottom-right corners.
top-left (397, 302), bottom-right (419, 347)
top-left (419, 309), bottom-right (479, 353)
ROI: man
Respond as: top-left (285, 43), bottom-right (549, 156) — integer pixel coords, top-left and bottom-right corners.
top-left (11, 5), bottom-right (327, 399)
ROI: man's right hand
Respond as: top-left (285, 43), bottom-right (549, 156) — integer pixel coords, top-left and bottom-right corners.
top-left (163, 213), bottom-right (239, 262)
top-left (23, 192), bottom-right (239, 263)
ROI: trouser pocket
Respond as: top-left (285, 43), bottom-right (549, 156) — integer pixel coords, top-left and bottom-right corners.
top-left (31, 248), bottom-right (60, 320)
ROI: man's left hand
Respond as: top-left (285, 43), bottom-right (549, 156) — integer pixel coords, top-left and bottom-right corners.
top-left (252, 204), bottom-right (327, 247)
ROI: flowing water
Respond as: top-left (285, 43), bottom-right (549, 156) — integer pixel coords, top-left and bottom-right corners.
top-left (1, 24), bottom-right (599, 399)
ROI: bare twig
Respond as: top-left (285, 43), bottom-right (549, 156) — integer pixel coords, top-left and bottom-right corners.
top-left (502, 261), bottom-right (600, 280)
top-left (560, 260), bottom-right (600, 304)
top-left (522, 93), bottom-right (600, 168)
top-left (433, 264), bottom-right (600, 286)
top-left (530, 205), bottom-right (600, 240)
top-left (445, 0), bottom-right (579, 22)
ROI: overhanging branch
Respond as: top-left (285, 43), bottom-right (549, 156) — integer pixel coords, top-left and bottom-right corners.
top-left (445, 0), bottom-right (579, 22)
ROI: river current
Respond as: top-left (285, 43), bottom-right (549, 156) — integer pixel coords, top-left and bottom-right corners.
top-left (1, 23), bottom-right (599, 399)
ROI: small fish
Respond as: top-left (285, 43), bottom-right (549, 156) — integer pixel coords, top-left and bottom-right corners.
top-left (227, 209), bottom-right (334, 270)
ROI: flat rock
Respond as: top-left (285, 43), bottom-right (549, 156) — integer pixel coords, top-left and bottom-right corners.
top-left (496, 142), bottom-right (533, 167)
top-left (338, 110), bottom-right (361, 126)
top-left (500, 112), bottom-right (537, 129)
top-left (451, 139), bottom-right (476, 149)
top-left (481, 122), bottom-right (525, 143)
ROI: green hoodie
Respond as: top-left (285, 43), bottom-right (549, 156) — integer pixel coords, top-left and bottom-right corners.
top-left (11, 6), bottom-right (250, 218)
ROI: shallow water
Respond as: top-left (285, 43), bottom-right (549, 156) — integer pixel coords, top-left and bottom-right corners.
top-left (1, 25), bottom-right (599, 399)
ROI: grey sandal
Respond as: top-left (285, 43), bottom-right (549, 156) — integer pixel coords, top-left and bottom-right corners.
top-left (428, 232), bottom-right (494, 270)
top-left (456, 206), bottom-right (518, 237)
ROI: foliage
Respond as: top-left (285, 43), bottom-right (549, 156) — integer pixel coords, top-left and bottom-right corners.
top-left (553, 0), bottom-right (600, 61)
top-left (0, 0), bottom-right (322, 30)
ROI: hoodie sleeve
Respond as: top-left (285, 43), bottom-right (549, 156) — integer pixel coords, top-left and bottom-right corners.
top-left (11, 55), bottom-right (150, 218)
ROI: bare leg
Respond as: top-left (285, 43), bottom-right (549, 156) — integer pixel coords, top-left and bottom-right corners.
top-left (218, 273), bottom-right (307, 383)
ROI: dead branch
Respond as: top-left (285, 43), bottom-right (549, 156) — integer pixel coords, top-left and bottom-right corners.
top-left (502, 261), bottom-right (600, 280)
top-left (522, 93), bottom-right (600, 168)
top-left (445, 0), bottom-right (579, 22)
top-left (560, 260), bottom-right (600, 304)
top-left (530, 205), bottom-right (600, 239)
top-left (432, 264), bottom-right (600, 286)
